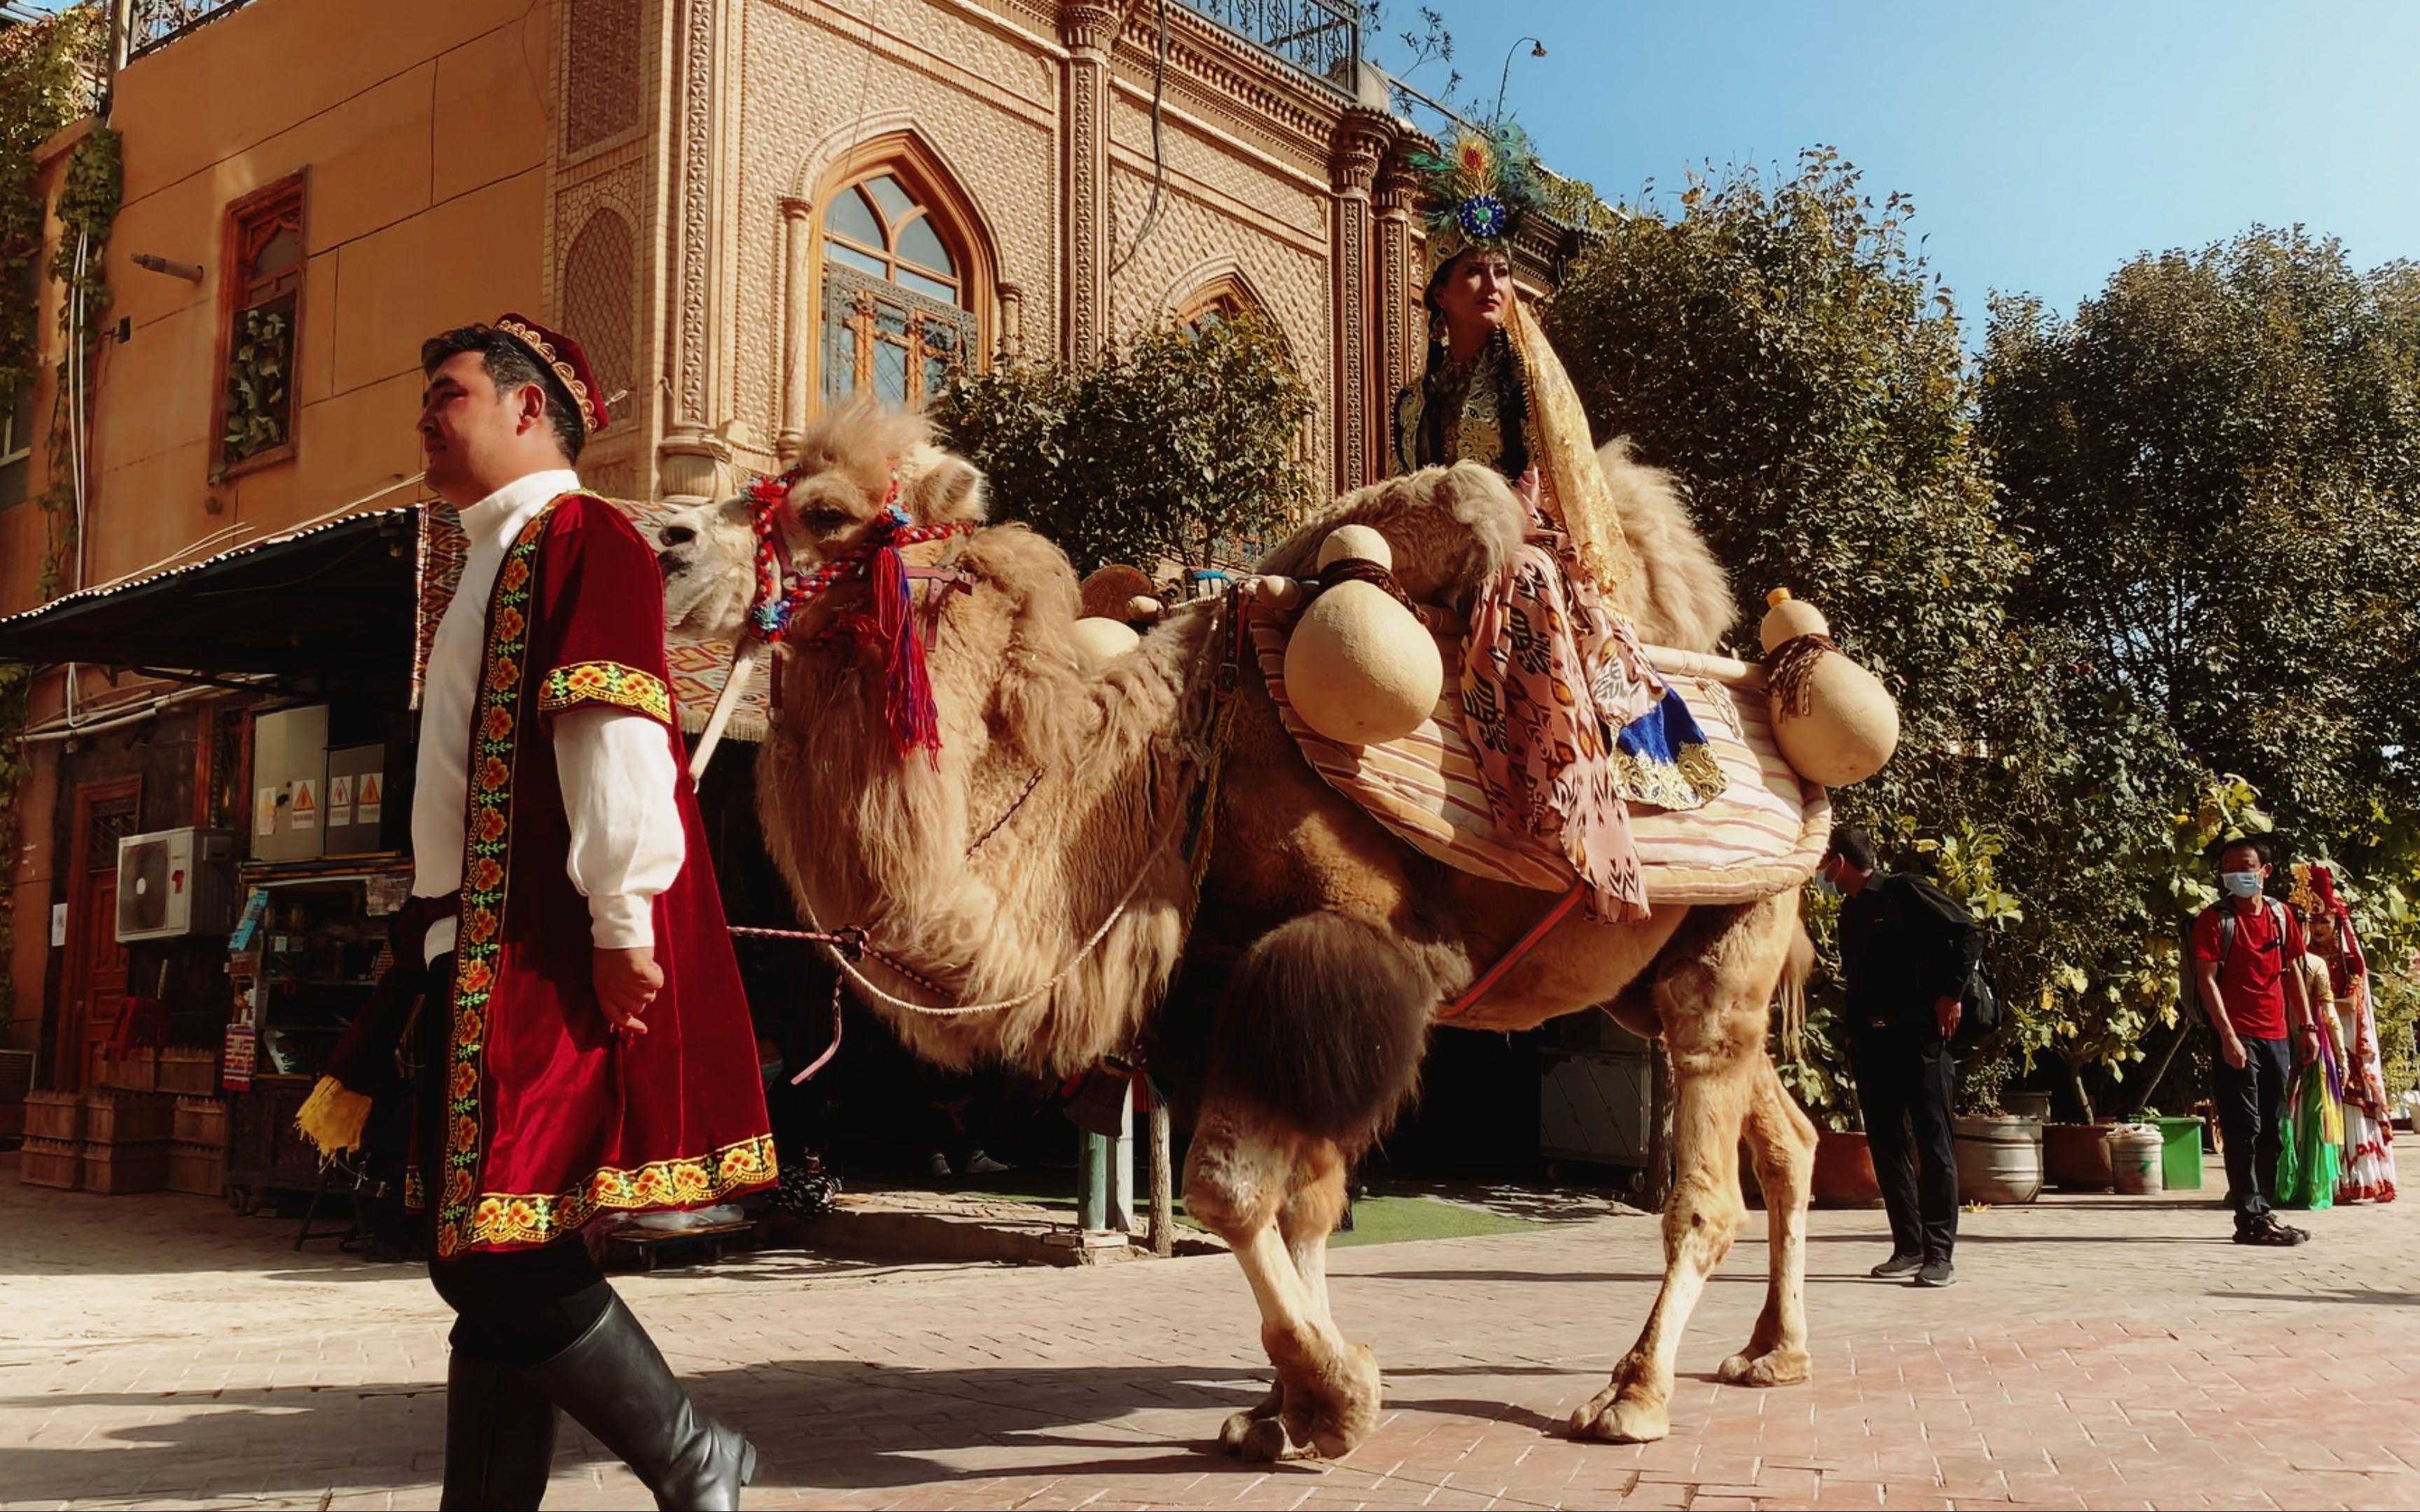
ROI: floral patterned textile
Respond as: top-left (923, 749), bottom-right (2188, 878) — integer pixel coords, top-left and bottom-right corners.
top-left (1460, 526), bottom-right (1671, 922)
top-left (538, 660), bottom-right (673, 724)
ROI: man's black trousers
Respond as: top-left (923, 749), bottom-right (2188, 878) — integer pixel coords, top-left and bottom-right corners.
top-left (415, 954), bottom-right (614, 1368)
top-left (2213, 1032), bottom-right (2291, 1232)
top-left (1849, 1029), bottom-right (1959, 1261)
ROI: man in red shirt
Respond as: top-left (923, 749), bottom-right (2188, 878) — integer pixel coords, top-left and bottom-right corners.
top-left (2192, 836), bottom-right (2319, 1245)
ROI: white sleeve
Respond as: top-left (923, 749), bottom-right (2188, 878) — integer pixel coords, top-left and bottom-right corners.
top-left (553, 705), bottom-right (688, 948)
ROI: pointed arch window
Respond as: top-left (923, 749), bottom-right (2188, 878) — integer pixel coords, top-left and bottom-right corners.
top-left (821, 171), bottom-right (975, 407)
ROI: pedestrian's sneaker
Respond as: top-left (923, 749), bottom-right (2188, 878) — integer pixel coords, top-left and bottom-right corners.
top-left (1870, 1252), bottom-right (1924, 1278)
top-left (2234, 1219), bottom-right (2307, 1246)
top-left (926, 1152), bottom-right (954, 1179)
top-left (1913, 1258), bottom-right (1956, 1287)
top-left (964, 1150), bottom-right (1014, 1175)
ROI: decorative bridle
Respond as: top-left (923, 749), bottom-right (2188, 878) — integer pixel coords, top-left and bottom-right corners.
top-left (742, 468), bottom-right (975, 764)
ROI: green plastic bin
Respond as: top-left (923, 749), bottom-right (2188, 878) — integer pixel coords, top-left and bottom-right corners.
top-left (2144, 1115), bottom-right (2204, 1191)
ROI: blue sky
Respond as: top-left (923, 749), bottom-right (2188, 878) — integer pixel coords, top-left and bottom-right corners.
top-left (1379, 1), bottom-right (2420, 340)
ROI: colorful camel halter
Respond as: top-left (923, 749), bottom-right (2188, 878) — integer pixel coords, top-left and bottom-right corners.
top-left (743, 470), bottom-right (973, 763)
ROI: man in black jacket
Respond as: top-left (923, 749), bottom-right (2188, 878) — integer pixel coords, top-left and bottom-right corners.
top-left (1821, 825), bottom-right (1983, 1289)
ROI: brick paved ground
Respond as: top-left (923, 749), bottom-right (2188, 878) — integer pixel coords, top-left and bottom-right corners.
top-left (4, 1146), bottom-right (2417, 1511)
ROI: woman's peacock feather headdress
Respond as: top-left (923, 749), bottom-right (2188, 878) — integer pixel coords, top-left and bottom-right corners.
top-left (1407, 122), bottom-right (1548, 271)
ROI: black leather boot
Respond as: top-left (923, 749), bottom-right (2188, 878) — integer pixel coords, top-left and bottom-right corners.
top-left (524, 1293), bottom-right (756, 1511)
top-left (440, 1348), bottom-right (559, 1509)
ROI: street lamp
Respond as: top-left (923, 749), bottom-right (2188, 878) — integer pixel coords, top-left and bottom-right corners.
top-left (1493, 36), bottom-right (1548, 124)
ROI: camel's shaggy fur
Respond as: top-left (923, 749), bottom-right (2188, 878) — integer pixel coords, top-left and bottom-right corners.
top-left (659, 402), bottom-right (1817, 1462)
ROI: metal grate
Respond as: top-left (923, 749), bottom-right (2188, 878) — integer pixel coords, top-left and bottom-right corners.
top-left (1178, 0), bottom-right (1361, 94)
top-left (559, 209), bottom-right (637, 407)
top-left (128, 0), bottom-right (259, 61)
top-left (86, 799), bottom-right (139, 872)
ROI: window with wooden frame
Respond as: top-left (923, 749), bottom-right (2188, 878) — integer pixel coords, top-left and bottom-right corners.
top-left (213, 172), bottom-right (307, 481)
top-left (819, 168), bottom-right (978, 409)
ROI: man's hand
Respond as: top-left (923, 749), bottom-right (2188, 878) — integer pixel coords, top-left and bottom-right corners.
top-left (1515, 466), bottom-right (1543, 512)
top-left (2297, 1024), bottom-right (2323, 1068)
top-left (2220, 1031), bottom-right (2248, 1070)
top-left (1935, 995), bottom-right (1962, 1040)
top-left (594, 946), bottom-right (662, 1037)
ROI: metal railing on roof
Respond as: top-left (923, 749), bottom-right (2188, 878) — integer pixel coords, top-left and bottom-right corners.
top-left (127, 0), bottom-right (256, 61)
top-left (1179, 0), bottom-right (1361, 97)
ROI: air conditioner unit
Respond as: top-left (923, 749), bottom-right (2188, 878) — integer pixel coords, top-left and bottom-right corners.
top-left (116, 828), bottom-right (238, 944)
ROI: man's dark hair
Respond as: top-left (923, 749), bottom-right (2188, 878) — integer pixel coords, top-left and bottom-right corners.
top-left (1824, 823), bottom-right (1879, 874)
top-left (420, 324), bottom-right (585, 463)
top-left (2216, 834), bottom-right (2274, 868)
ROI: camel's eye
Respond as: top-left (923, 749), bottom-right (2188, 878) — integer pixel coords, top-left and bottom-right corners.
top-left (802, 506), bottom-right (851, 530)
top-left (660, 524), bottom-right (696, 547)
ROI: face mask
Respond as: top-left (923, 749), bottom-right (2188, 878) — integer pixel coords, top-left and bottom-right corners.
top-left (2221, 871), bottom-right (2263, 899)
top-left (1814, 873), bottom-right (1841, 898)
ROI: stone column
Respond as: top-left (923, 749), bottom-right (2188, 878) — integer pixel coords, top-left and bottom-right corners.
top-left (777, 196), bottom-right (815, 465)
top-left (1327, 108), bottom-right (1389, 493)
top-left (997, 283), bottom-right (1026, 363)
top-left (1374, 150), bottom-right (1419, 465)
top-left (659, 0), bottom-right (732, 504)
top-left (1059, 1), bottom-right (1117, 360)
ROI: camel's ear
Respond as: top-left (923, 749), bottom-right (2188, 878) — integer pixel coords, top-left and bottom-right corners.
top-left (904, 451), bottom-right (987, 525)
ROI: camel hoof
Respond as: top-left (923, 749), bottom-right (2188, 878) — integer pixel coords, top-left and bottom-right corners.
top-left (1282, 1340), bottom-right (1381, 1460)
top-left (1235, 1415), bottom-right (1298, 1462)
top-left (1717, 1347), bottom-right (1811, 1387)
top-left (1571, 1382), bottom-right (1670, 1444)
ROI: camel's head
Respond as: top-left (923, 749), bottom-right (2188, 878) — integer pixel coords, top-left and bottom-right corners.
top-left (653, 396), bottom-right (988, 643)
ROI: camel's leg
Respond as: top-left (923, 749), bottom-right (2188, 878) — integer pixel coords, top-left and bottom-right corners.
top-left (1718, 1056), bottom-right (1817, 1387)
top-left (1190, 1110), bottom-right (1380, 1462)
top-left (1573, 899), bottom-right (1793, 1446)
top-left (1217, 1142), bottom-right (1349, 1443)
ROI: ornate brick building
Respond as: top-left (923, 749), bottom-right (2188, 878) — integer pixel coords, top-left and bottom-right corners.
top-left (546, 0), bottom-right (1576, 507)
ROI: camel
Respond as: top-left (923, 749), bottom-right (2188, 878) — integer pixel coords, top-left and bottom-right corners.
top-left (655, 402), bottom-right (1819, 1461)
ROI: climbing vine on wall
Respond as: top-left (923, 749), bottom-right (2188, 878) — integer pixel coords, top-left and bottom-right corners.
top-left (0, 4), bottom-right (102, 424)
top-left (36, 123), bottom-right (122, 599)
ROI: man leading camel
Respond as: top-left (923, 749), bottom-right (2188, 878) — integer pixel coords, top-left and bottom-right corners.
top-left (408, 317), bottom-right (774, 1507)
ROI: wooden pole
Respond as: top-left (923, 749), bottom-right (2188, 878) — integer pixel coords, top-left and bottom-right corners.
top-left (686, 636), bottom-right (763, 783)
top-left (1148, 1093), bottom-right (1174, 1258)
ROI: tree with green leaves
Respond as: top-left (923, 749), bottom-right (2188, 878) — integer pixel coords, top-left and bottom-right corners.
top-left (1980, 230), bottom-right (2420, 867)
top-left (930, 312), bottom-right (1317, 579)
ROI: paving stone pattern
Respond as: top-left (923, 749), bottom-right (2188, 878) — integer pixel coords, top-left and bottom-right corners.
top-left (3, 1147), bottom-right (2416, 1510)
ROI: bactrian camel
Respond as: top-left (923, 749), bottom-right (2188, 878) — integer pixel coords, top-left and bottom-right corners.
top-left (655, 402), bottom-right (1819, 1460)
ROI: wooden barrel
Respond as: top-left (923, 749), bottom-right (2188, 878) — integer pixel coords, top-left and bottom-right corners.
top-left (2110, 1124), bottom-right (2167, 1196)
top-left (1953, 1115), bottom-right (2044, 1205)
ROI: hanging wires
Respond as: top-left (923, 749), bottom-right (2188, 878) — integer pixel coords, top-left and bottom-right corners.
top-left (1106, 0), bottom-right (1170, 283)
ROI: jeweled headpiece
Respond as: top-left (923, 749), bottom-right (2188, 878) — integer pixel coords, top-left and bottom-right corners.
top-left (1409, 123), bottom-right (1548, 274)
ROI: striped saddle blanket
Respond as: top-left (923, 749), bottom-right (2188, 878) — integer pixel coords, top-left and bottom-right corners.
top-left (1249, 621), bottom-right (1829, 906)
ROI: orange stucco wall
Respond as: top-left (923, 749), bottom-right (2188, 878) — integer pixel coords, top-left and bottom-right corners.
top-left (0, 0), bottom-right (552, 618)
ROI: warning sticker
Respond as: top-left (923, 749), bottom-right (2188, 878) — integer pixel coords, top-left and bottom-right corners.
top-left (255, 788), bottom-right (277, 838)
top-left (330, 774), bottom-right (354, 829)
top-left (358, 772), bottom-right (383, 825)
top-left (293, 778), bottom-right (318, 831)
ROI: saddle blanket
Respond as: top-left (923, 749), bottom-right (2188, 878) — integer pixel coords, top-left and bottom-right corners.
top-left (1250, 619), bottom-right (1829, 906)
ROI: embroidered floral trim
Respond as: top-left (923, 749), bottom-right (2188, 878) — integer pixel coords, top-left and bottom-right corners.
top-left (461, 1134), bottom-right (780, 1249)
top-left (1611, 740), bottom-right (1730, 813)
top-left (436, 507), bottom-right (552, 1259)
top-left (539, 660), bottom-right (672, 724)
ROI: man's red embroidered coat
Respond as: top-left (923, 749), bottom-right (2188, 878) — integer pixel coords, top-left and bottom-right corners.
top-left (432, 491), bottom-right (772, 1257)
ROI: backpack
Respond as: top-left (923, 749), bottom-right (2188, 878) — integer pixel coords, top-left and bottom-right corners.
top-left (1949, 955), bottom-right (2001, 1055)
top-left (2183, 898), bottom-right (2286, 1019)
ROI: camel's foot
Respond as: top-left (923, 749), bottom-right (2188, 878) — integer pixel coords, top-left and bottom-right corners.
top-left (1217, 1384), bottom-right (1285, 1452)
top-left (1716, 1345), bottom-right (1810, 1387)
top-left (1571, 1357), bottom-right (1670, 1445)
top-left (1229, 1415), bottom-right (1314, 1462)
top-left (1273, 1339), bottom-right (1380, 1460)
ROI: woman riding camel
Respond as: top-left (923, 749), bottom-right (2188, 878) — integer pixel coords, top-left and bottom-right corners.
top-left (1391, 125), bottom-right (1724, 923)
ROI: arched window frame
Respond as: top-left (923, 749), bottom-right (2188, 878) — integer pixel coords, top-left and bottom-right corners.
top-left (803, 135), bottom-right (996, 414)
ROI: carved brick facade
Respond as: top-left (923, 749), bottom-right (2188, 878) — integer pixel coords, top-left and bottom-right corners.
top-left (544, 0), bottom-right (1454, 504)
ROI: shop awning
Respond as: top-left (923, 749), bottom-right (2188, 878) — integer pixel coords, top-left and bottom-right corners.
top-left (0, 498), bottom-right (772, 733)
top-left (0, 507), bottom-right (420, 703)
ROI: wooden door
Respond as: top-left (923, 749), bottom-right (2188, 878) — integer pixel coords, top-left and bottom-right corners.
top-left (57, 778), bottom-right (140, 1092)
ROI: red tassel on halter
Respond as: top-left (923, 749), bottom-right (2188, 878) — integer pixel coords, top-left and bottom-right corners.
top-left (868, 533), bottom-right (943, 764)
